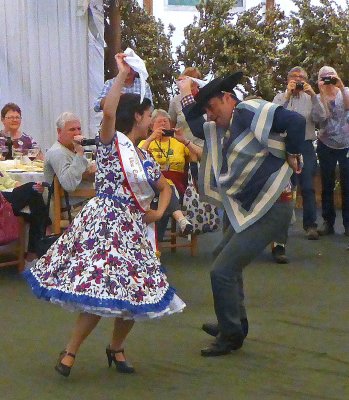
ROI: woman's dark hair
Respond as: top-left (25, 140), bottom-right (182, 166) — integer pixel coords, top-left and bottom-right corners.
top-left (115, 93), bottom-right (152, 133)
top-left (1, 102), bottom-right (21, 119)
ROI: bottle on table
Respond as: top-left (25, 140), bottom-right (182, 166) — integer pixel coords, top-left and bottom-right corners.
top-left (5, 136), bottom-right (13, 160)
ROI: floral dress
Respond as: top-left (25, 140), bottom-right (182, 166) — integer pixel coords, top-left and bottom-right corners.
top-left (24, 137), bottom-right (185, 319)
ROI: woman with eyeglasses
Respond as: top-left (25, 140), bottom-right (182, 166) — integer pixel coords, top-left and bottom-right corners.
top-left (0, 103), bottom-right (42, 160)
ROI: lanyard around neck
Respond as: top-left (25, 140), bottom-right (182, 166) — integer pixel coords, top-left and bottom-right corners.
top-left (155, 138), bottom-right (170, 159)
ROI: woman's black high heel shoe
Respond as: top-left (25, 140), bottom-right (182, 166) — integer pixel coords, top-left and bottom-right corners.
top-left (55, 350), bottom-right (76, 377)
top-left (106, 345), bottom-right (135, 373)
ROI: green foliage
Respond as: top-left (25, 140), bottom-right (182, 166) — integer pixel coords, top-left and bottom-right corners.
top-left (285, 0), bottom-right (349, 86)
top-left (104, 0), bottom-right (179, 109)
top-left (177, 0), bottom-right (349, 100)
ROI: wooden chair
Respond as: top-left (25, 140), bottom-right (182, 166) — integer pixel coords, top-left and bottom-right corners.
top-left (159, 162), bottom-right (199, 256)
top-left (0, 216), bottom-right (26, 272)
top-left (159, 217), bottom-right (198, 256)
top-left (52, 176), bottom-right (96, 234)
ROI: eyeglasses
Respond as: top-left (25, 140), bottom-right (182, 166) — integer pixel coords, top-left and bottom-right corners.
top-left (4, 116), bottom-right (22, 121)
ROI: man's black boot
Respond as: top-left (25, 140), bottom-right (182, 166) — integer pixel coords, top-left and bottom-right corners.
top-left (201, 333), bottom-right (244, 357)
top-left (202, 318), bottom-right (249, 338)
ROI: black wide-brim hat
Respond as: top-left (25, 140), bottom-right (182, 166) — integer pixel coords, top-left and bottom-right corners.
top-left (187, 71), bottom-right (243, 119)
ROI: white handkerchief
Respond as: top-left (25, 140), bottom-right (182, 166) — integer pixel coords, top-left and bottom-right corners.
top-left (124, 48), bottom-right (149, 102)
top-left (189, 77), bottom-right (207, 88)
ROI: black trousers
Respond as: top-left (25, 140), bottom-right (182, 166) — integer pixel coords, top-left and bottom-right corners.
top-left (2, 182), bottom-right (49, 253)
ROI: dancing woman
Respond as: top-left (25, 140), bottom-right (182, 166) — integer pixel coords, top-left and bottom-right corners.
top-left (24, 53), bottom-right (185, 377)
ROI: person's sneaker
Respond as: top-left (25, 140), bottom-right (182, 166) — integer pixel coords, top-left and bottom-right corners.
top-left (306, 227), bottom-right (319, 240)
top-left (318, 222), bottom-right (335, 236)
top-left (178, 218), bottom-right (193, 235)
top-left (272, 244), bottom-right (289, 264)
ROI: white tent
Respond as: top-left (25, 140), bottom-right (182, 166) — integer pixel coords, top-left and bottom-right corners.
top-left (0, 0), bottom-right (104, 151)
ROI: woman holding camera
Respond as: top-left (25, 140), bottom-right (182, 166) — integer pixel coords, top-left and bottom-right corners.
top-left (140, 109), bottom-right (202, 237)
top-left (313, 66), bottom-right (349, 235)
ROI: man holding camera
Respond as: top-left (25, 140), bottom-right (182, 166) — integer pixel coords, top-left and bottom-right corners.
top-left (271, 67), bottom-right (325, 263)
top-left (45, 112), bottom-right (96, 200)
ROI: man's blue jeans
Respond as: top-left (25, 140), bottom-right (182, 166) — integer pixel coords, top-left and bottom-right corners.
top-left (317, 140), bottom-right (349, 228)
top-left (297, 140), bottom-right (318, 230)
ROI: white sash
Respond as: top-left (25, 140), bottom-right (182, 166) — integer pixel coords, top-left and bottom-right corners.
top-left (115, 131), bottom-right (155, 211)
top-left (115, 131), bottom-right (158, 253)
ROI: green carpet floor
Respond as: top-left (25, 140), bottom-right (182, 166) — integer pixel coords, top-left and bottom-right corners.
top-left (1, 212), bottom-right (349, 400)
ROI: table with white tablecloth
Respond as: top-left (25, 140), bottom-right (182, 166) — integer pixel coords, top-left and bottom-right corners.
top-left (0, 160), bottom-right (44, 184)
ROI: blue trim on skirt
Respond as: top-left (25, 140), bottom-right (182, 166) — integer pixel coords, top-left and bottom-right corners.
top-left (23, 268), bottom-right (177, 316)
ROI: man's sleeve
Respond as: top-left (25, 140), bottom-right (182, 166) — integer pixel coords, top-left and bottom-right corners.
top-left (271, 107), bottom-right (305, 154)
top-left (181, 95), bottom-right (206, 140)
top-left (272, 92), bottom-right (286, 106)
top-left (49, 150), bottom-right (88, 192)
top-left (93, 79), bottom-right (113, 112)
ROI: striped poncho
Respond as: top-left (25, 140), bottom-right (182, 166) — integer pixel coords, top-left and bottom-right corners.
top-left (198, 99), bottom-right (294, 233)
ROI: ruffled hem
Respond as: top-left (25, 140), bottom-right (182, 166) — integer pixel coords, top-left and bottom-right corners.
top-left (23, 269), bottom-right (186, 319)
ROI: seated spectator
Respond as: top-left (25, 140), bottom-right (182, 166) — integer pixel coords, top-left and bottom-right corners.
top-left (0, 166), bottom-right (49, 263)
top-left (44, 112), bottom-right (96, 204)
top-left (168, 67), bottom-right (204, 147)
top-left (0, 103), bottom-right (42, 159)
top-left (312, 66), bottom-right (349, 236)
top-left (140, 109), bottom-right (202, 238)
top-left (94, 67), bottom-right (153, 112)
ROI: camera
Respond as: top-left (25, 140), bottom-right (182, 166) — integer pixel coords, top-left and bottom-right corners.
top-left (322, 76), bottom-right (337, 85)
top-left (80, 138), bottom-right (97, 146)
top-left (295, 82), bottom-right (304, 90)
top-left (162, 129), bottom-right (175, 137)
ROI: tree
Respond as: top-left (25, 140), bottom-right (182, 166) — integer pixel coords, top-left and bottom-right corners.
top-left (176, 0), bottom-right (289, 100)
top-left (284, 0), bottom-right (349, 86)
top-left (177, 0), bottom-right (349, 100)
top-left (104, 0), bottom-right (179, 108)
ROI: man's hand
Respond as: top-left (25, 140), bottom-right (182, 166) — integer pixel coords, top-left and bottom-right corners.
top-left (86, 162), bottom-right (97, 174)
top-left (72, 135), bottom-right (85, 156)
top-left (303, 82), bottom-right (316, 97)
top-left (285, 80), bottom-right (297, 100)
top-left (287, 153), bottom-right (303, 174)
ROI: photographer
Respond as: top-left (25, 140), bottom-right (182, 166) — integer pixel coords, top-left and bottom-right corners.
top-left (271, 67), bottom-right (324, 262)
top-left (44, 112), bottom-right (96, 203)
top-left (140, 109), bottom-right (202, 237)
top-left (312, 66), bottom-right (349, 236)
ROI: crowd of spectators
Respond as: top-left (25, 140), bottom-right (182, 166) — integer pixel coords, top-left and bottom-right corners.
top-left (1, 61), bottom-right (349, 269)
